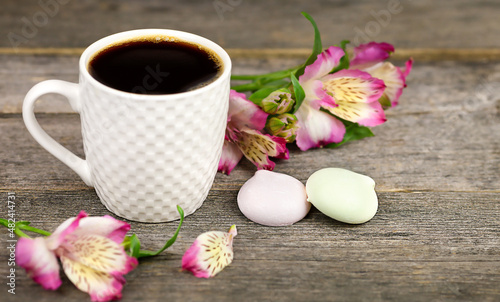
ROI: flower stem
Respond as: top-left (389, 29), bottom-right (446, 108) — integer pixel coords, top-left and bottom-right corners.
top-left (136, 206), bottom-right (185, 258)
top-left (231, 65), bottom-right (301, 81)
top-left (231, 70), bottom-right (299, 93)
top-left (231, 65), bottom-right (302, 92)
top-left (14, 228), bottom-right (30, 238)
top-left (0, 218), bottom-right (52, 239)
top-left (231, 82), bottom-right (261, 92)
top-left (21, 224), bottom-right (51, 237)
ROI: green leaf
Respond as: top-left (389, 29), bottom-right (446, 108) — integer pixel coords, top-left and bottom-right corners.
top-left (137, 205), bottom-right (184, 258)
top-left (330, 40), bottom-right (350, 74)
top-left (249, 87), bottom-right (279, 106)
top-left (295, 12), bottom-right (323, 78)
top-left (326, 120), bottom-right (374, 148)
top-left (290, 73), bottom-right (305, 113)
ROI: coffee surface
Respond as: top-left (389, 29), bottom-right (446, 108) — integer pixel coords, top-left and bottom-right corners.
top-left (88, 39), bottom-right (222, 94)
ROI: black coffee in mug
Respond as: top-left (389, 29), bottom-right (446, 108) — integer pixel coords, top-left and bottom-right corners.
top-left (88, 38), bottom-right (223, 94)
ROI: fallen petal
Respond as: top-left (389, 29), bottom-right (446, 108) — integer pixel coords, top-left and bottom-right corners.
top-left (182, 225), bottom-right (237, 278)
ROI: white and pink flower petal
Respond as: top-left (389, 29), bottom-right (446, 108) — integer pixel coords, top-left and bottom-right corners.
top-left (300, 46), bottom-right (345, 82)
top-left (350, 42), bottom-right (394, 68)
top-left (306, 80), bottom-right (337, 110)
top-left (364, 60), bottom-right (412, 107)
top-left (228, 90), bottom-right (268, 131)
top-left (218, 140), bottom-right (244, 175)
top-left (321, 69), bottom-right (386, 104)
top-left (46, 211), bottom-right (87, 250)
top-left (63, 234), bottom-right (138, 275)
top-left (16, 237), bottom-right (62, 290)
top-left (403, 58), bottom-right (413, 78)
top-left (325, 98), bottom-right (386, 127)
top-left (60, 255), bottom-right (126, 302)
top-left (182, 225), bottom-right (237, 278)
top-left (295, 103), bottom-right (346, 151)
top-left (71, 216), bottom-right (131, 244)
top-left (234, 128), bottom-right (289, 170)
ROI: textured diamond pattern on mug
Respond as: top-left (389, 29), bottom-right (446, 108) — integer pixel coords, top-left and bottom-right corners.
top-left (80, 76), bottom-right (229, 222)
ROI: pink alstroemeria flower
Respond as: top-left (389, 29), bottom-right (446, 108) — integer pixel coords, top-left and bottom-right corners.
top-left (296, 46), bottom-right (386, 151)
top-left (182, 225), bottom-right (237, 278)
top-left (350, 42), bottom-right (413, 107)
top-left (218, 90), bottom-right (289, 174)
top-left (16, 211), bottom-right (138, 302)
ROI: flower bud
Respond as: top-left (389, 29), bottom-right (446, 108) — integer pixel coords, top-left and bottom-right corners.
top-left (261, 89), bottom-right (294, 114)
top-left (266, 113), bottom-right (299, 143)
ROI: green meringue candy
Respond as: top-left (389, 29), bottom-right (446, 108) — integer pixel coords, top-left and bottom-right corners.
top-left (306, 168), bottom-right (378, 224)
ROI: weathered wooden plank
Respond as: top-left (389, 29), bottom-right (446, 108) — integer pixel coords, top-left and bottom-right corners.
top-left (1, 190), bottom-right (499, 301)
top-left (1, 97), bottom-right (498, 192)
top-left (1, 0), bottom-right (500, 50)
top-left (3, 47), bottom-right (500, 62)
top-left (1, 1), bottom-right (499, 301)
top-left (2, 55), bottom-right (500, 114)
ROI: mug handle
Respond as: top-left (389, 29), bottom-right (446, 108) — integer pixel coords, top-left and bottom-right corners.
top-left (22, 80), bottom-right (93, 186)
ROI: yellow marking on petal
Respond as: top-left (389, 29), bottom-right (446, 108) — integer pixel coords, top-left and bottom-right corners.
top-left (323, 77), bottom-right (375, 104)
top-left (365, 62), bottom-right (403, 103)
top-left (235, 129), bottom-right (279, 167)
top-left (325, 99), bottom-right (374, 123)
top-left (60, 256), bottom-right (121, 300)
top-left (195, 227), bottom-right (236, 277)
top-left (67, 235), bottom-right (129, 273)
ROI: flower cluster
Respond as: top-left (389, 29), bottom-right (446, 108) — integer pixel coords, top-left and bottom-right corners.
top-left (218, 13), bottom-right (412, 174)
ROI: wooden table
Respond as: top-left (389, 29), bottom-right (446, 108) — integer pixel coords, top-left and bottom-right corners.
top-left (1, 1), bottom-right (499, 301)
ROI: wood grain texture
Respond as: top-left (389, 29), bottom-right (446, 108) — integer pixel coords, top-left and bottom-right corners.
top-left (3, 47), bottom-right (500, 62)
top-left (0, 59), bottom-right (499, 301)
top-left (1, 1), bottom-right (500, 300)
top-left (1, 59), bottom-right (499, 192)
top-left (0, 106), bottom-right (498, 193)
top-left (2, 55), bottom-right (500, 113)
top-left (0, 189), bottom-right (499, 302)
top-left (1, 0), bottom-right (500, 49)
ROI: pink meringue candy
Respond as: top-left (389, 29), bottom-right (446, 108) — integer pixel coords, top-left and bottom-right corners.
top-left (237, 170), bottom-right (310, 226)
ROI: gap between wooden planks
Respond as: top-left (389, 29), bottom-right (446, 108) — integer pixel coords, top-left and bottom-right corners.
top-left (1, 48), bottom-right (500, 61)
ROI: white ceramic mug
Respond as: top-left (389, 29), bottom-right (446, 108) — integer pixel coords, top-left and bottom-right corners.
top-left (23, 29), bottom-right (231, 222)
